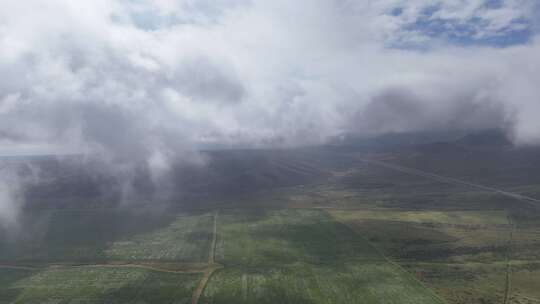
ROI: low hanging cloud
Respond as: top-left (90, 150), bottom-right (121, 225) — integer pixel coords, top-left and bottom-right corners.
top-left (0, 174), bottom-right (21, 230)
top-left (0, 163), bottom-right (40, 231)
top-left (1, 0), bottom-right (540, 225)
top-left (352, 85), bottom-right (512, 135)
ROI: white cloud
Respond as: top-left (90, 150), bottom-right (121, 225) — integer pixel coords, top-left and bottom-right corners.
top-left (0, 0), bottom-right (539, 153)
top-left (1, 0), bottom-right (540, 225)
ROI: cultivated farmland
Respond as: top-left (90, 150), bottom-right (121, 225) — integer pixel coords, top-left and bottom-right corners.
top-left (201, 209), bottom-right (445, 304)
top-left (3, 138), bottom-right (540, 303)
top-left (0, 210), bottom-right (214, 263)
top-left (0, 267), bottom-right (201, 304)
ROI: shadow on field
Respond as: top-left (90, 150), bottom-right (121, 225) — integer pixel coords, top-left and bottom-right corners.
top-left (0, 206), bottom-right (202, 263)
top-left (256, 222), bottom-right (380, 264)
top-left (218, 210), bottom-right (384, 268)
top-left (0, 268), bottom-right (37, 304)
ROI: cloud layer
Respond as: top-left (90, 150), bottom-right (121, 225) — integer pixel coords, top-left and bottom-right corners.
top-left (1, 1), bottom-right (540, 151)
top-left (0, 0), bottom-right (540, 226)
top-left (1, 0), bottom-right (539, 153)
top-left (1, 1), bottom-right (540, 224)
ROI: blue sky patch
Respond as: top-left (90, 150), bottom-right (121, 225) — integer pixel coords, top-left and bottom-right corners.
top-left (395, 3), bottom-right (534, 48)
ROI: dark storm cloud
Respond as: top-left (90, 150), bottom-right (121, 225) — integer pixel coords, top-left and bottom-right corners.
top-left (352, 86), bottom-right (512, 135)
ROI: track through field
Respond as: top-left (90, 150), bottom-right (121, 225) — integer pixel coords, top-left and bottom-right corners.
top-left (191, 210), bottom-right (221, 304)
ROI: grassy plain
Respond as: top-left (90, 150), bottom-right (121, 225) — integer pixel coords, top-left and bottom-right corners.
top-left (401, 262), bottom-right (507, 304)
top-left (214, 209), bottom-right (381, 267)
top-left (330, 209), bottom-right (512, 261)
top-left (202, 209), bottom-right (444, 304)
top-left (105, 213), bottom-right (213, 261)
top-left (0, 267), bottom-right (201, 304)
top-left (203, 262), bottom-right (443, 304)
top-left (329, 207), bottom-right (540, 304)
top-left (0, 210), bottom-right (213, 263)
top-left (3, 142), bottom-right (540, 304)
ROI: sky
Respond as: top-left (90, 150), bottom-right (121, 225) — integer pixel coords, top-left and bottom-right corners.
top-left (1, 0), bottom-right (540, 227)
top-left (1, 0), bottom-right (540, 158)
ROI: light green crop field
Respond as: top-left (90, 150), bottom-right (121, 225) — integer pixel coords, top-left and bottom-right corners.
top-left (0, 267), bottom-right (201, 304)
top-left (214, 209), bottom-right (382, 267)
top-left (401, 261), bottom-right (540, 304)
top-left (400, 262), bottom-right (507, 304)
top-left (202, 209), bottom-right (444, 304)
top-left (203, 262), bottom-right (443, 304)
top-left (330, 210), bottom-right (509, 226)
top-left (329, 209), bottom-right (513, 262)
top-left (329, 208), bottom-right (540, 303)
top-left (105, 213), bottom-right (213, 261)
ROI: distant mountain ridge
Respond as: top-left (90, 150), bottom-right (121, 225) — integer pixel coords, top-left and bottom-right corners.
top-left (327, 129), bottom-right (513, 152)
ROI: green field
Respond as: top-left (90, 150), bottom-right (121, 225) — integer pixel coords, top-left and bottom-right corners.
top-left (201, 209), bottom-right (444, 304)
top-left (328, 207), bottom-right (540, 303)
top-left (105, 213), bottom-right (213, 261)
top-left (0, 210), bottom-right (213, 263)
top-left (203, 262), bottom-right (443, 304)
top-left (4, 132), bottom-right (540, 303)
top-left (330, 210), bottom-right (509, 226)
top-left (401, 262), bottom-right (507, 304)
top-left (0, 209), bottom-right (447, 304)
top-left (0, 209), bottom-right (213, 303)
top-left (330, 209), bottom-right (512, 262)
top-left (2, 194), bottom-right (539, 303)
top-left (0, 267), bottom-right (201, 304)
top-left (215, 209), bottom-right (381, 267)
top-left (3, 147), bottom-right (540, 303)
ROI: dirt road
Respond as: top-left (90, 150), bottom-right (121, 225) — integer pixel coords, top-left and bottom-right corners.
top-left (191, 211), bottom-right (220, 304)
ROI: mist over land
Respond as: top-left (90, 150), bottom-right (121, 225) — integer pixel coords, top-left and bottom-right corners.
top-left (2, 1), bottom-right (540, 303)
top-left (2, 0), bottom-right (540, 221)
